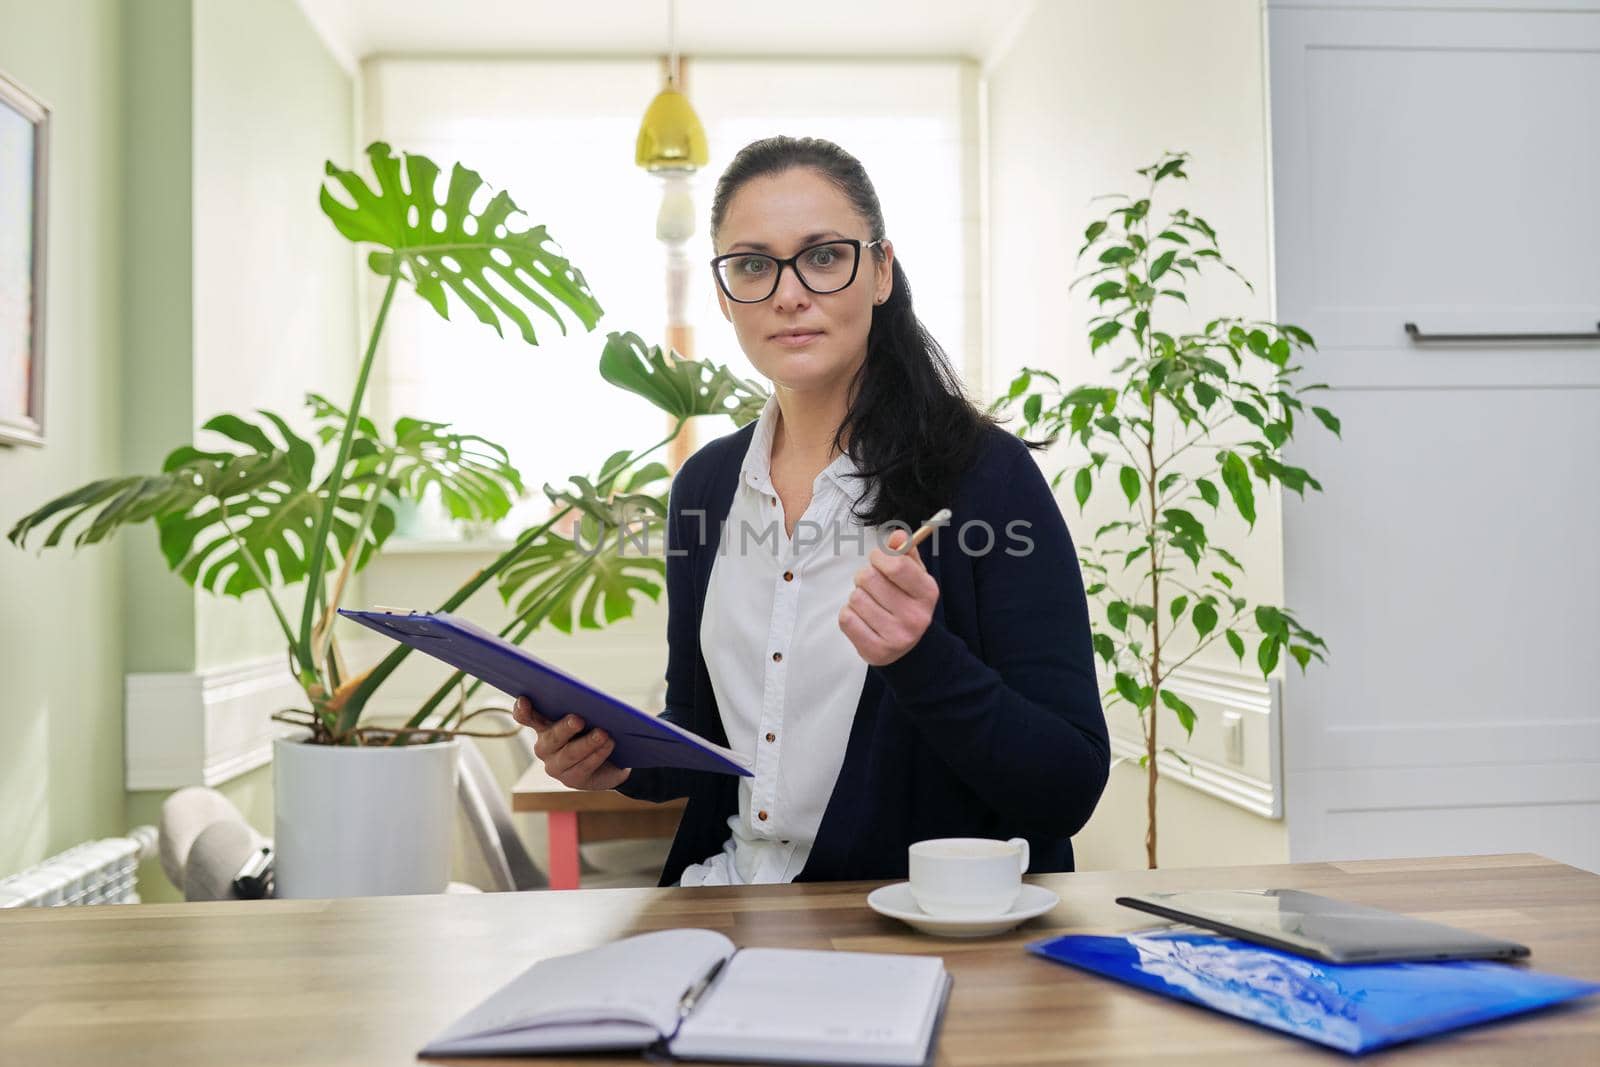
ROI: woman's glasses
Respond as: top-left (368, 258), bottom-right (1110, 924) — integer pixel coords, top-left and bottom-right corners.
top-left (711, 238), bottom-right (883, 304)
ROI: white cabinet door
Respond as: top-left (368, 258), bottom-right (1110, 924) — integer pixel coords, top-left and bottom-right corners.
top-left (1267, 2), bottom-right (1600, 871)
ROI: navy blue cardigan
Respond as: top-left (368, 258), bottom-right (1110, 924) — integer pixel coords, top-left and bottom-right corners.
top-left (617, 422), bottom-right (1110, 886)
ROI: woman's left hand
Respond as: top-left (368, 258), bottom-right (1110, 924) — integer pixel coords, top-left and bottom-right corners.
top-left (839, 529), bottom-right (941, 666)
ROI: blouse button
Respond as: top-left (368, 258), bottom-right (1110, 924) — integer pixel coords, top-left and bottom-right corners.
top-left (765, 732), bottom-right (776, 743)
top-left (782, 570), bottom-right (794, 582)
top-left (758, 810), bottom-right (769, 822)
top-left (771, 651), bottom-right (783, 663)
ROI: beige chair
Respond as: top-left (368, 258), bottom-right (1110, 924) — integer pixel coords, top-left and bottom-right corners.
top-left (456, 736), bottom-right (545, 891)
top-left (159, 787), bottom-right (269, 901)
top-left (465, 711), bottom-right (669, 889)
top-left (183, 819), bottom-right (268, 901)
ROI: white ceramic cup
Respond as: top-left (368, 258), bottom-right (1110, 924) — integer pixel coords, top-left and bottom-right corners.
top-left (907, 837), bottom-right (1031, 918)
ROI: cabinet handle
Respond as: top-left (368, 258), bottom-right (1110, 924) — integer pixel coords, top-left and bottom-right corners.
top-left (1404, 321), bottom-right (1600, 344)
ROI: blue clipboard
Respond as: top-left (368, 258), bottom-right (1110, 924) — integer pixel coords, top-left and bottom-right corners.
top-left (339, 609), bottom-right (751, 777)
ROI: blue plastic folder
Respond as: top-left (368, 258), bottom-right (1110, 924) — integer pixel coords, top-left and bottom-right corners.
top-left (339, 609), bottom-right (752, 777)
top-left (1027, 929), bottom-right (1599, 1055)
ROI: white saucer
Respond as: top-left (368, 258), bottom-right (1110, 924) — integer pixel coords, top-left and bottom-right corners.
top-left (867, 882), bottom-right (1060, 938)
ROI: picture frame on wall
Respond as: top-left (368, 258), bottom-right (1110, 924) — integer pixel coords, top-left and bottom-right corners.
top-left (0, 70), bottom-right (49, 447)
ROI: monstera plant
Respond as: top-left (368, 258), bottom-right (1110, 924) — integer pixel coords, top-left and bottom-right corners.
top-left (991, 152), bottom-right (1338, 868)
top-left (9, 142), bottom-right (765, 746)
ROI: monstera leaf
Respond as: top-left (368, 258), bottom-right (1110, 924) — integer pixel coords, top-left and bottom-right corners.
top-left (320, 142), bottom-right (605, 344)
top-left (8, 412), bottom-right (394, 596)
top-left (497, 455), bottom-right (671, 633)
top-left (308, 393), bottom-right (524, 522)
top-left (599, 331), bottom-right (768, 428)
top-left (544, 448), bottom-right (669, 521)
top-left (389, 417), bottom-right (523, 520)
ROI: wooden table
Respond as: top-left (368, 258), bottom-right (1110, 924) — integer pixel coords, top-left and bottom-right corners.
top-left (510, 761), bottom-right (684, 889)
top-left (3, 854), bottom-right (1597, 1065)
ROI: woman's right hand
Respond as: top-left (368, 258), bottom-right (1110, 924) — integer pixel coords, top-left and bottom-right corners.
top-left (513, 696), bottom-right (632, 791)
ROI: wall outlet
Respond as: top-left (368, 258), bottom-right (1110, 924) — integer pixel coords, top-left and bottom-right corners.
top-left (1222, 710), bottom-right (1244, 765)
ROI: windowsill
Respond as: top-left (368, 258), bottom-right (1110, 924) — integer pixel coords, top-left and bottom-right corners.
top-left (380, 537), bottom-right (519, 555)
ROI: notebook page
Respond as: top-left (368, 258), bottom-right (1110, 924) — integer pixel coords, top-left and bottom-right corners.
top-left (670, 948), bottom-right (949, 1066)
top-left (420, 929), bottom-right (734, 1055)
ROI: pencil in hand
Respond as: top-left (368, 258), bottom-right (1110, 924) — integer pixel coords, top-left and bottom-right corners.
top-left (887, 508), bottom-right (952, 556)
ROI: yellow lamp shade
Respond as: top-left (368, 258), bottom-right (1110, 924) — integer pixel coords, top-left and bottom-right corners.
top-left (635, 87), bottom-right (709, 172)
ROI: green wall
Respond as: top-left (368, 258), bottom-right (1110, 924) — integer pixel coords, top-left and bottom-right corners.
top-left (122, 0), bottom-right (197, 674)
top-left (189, 0), bottom-right (359, 671)
top-left (1, 0), bottom-right (356, 901)
top-left (0, 0), bottom-right (129, 882)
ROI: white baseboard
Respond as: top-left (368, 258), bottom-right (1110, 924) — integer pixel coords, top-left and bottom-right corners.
top-left (1103, 663), bottom-right (1282, 819)
top-left (125, 658), bottom-right (304, 790)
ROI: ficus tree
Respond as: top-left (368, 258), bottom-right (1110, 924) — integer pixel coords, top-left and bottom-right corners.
top-left (9, 143), bottom-right (766, 745)
top-left (990, 151), bottom-right (1339, 868)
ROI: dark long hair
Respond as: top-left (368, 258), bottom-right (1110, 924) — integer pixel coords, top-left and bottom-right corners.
top-left (710, 135), bottom-right (1036, 529)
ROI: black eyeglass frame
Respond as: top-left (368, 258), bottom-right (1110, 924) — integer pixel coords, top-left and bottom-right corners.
top-left (710, 238), bottom-right (885, 304)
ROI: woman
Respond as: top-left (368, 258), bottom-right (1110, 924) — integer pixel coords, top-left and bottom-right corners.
top-left (515, 135), bottom-right (1109, 887)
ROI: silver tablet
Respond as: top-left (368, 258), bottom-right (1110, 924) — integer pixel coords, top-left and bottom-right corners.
top-left (1115, 888), bottom-right (1531, 963)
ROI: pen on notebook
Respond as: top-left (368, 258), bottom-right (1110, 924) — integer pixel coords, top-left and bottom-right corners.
top-left (678, 956), bottom-right (728, 1019)
top-left (887, 507), bottom-right (952, 556)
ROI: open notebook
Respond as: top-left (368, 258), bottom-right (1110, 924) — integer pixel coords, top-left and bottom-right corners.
top-left (419, 929), bottom-right (951, 1066)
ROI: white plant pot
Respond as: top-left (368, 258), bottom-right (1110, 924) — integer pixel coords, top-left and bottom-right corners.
top-left (272, 735), bottom-right (459, 899)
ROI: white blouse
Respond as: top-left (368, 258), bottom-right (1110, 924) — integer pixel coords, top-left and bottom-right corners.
top-left (681, 395), bottom-right (881, 886)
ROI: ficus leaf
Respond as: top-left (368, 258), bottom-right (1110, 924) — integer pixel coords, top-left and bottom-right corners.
top-left (1089, 280), bottom-right (1124, 304)
top-left (1092, 632), bottom-right (1116, 664)
top-left (1219, 450), bottom-right (1256, 527)
top-left (1213, 545), bottom-right (1244, 570)
top-left (1160, 689), bottom-right (1197, 737)
top-left (1074, 467), bottom-right (1093, 509)
top-left (1091, 320), bottom-right (1123, 351)
top-left (1114, 671), bottom-right (1141, 706)
top-left (1119, 465), bottom-right (1142, 506)
top-left (1255, 604), bottom-right (1291, 640)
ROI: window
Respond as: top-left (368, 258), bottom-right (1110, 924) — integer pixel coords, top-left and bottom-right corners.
top-left (365, 57), bottom-right (975, 539)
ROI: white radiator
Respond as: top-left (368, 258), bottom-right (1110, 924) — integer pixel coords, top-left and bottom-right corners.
top-left (0, 826), bottom-right (157, 907)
